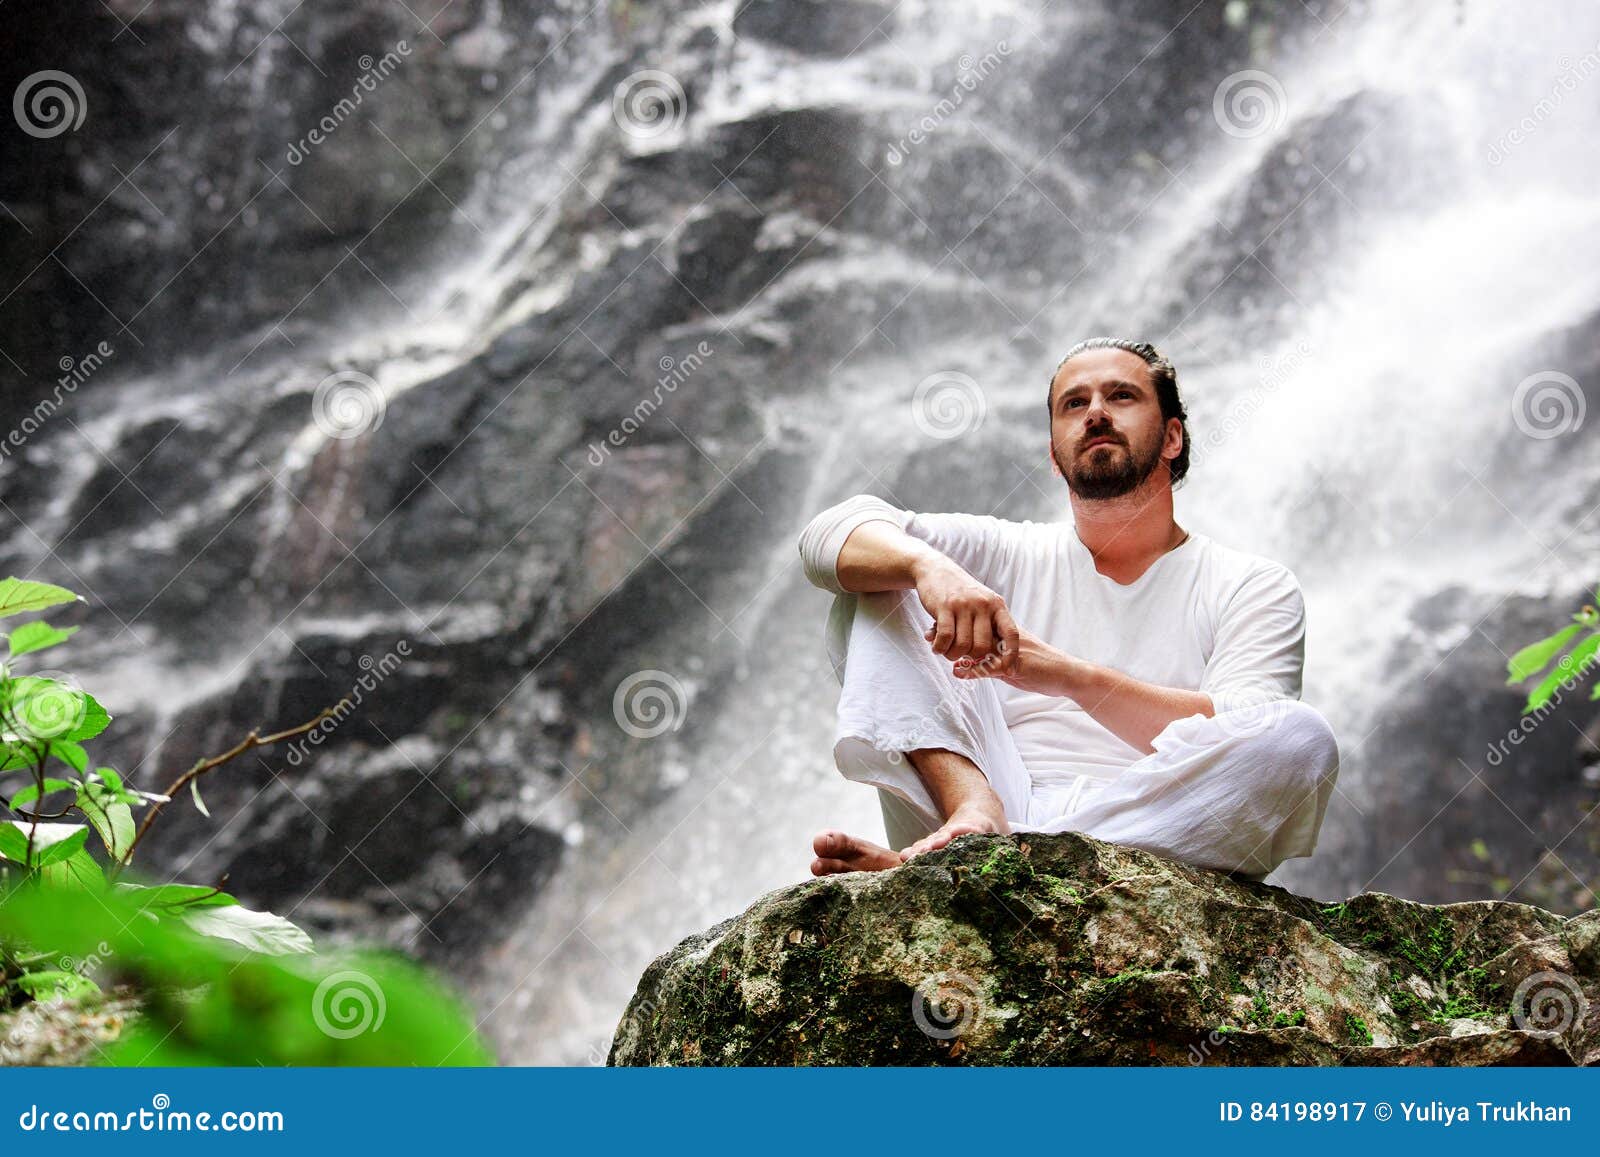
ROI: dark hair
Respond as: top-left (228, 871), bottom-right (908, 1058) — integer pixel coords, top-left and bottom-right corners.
top-left (1046, 336), bottom-right (1191, 486)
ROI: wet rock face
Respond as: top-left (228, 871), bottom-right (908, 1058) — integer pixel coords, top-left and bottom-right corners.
top-left (732, 0), bottom-right (899, 57)
top-left (608, 831), bottom-right (1600, 1065)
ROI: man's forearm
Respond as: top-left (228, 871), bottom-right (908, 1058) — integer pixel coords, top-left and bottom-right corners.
top-left (835, 519), bottom-right (954, 594)
top-left (1054, 653), bottom-right (1214, 754)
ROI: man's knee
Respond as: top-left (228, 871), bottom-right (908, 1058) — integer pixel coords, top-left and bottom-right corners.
top-left (1212, 699), bottom-right (1338, 787)
top-left (1257, 700), bottom-right (1339, 803)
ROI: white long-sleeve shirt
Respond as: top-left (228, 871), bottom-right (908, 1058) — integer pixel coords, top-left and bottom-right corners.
top-left (797, 494), bottom-right (1307, 786)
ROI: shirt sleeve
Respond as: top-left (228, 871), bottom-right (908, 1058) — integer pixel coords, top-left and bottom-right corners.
top-left (1199, 564), bottom-right (1306, 714)
top-left (796, 494), bottom-right (1013, 594)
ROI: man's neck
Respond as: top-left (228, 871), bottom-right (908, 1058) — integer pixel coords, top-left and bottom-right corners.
top-left (1068, 484), bottom-right (1183, 581)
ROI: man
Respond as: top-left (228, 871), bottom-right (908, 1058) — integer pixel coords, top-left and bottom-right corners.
top-left (796, 337), bottom-right (1339, 883)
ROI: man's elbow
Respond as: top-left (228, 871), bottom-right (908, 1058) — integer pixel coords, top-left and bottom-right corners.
top-left (796, 493), bottom-right (895, 595)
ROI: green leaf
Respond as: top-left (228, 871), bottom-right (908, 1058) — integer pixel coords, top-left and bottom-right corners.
top-left (1506, 621), bottom-right (1585, 683)
top-left (115, 882), bottom-right (239, 912)
top-left (1524, 633), bottom-right (1600, 712)
top-left (91, 766), bottom-right (143, 806)
top-left (60, 691), bottom-right (110, 743)
top-left (34, 825), bottom-right (89, 865)
top-left (8, 777), bottom-right (75, 808)
top-left (0, 823), bottom-right (29, 863)
top-left (51, 739), bottom-right (88, 775)
top-left (6, 620), bottom-right (79, 659)
top-left (180, 902), bottom-right (314, 955)
top-left (0, 742), bottom-right (47, 773)
top-left (0, 820), bottom-right (85, 866)
top-left (38, 845), bottom-right (105, 890)
top-left (0, 577), bottom-right (80, 620)
top-left (15, 970), bottom-right (100, 1001)
top-left (76, 785), bottom-right (134, 861)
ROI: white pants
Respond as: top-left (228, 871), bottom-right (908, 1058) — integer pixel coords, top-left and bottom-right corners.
top-left (830, 589), bottom-right (1340, 883)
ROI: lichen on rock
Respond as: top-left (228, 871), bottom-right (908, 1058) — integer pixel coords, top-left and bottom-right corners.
top-left (607, 832), bottom-right (1600, 1066)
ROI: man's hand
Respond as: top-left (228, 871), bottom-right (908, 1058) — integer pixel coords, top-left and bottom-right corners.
top-left (942, 623), bottom-right (1067, 695)
top-left (911, 555), bottom-right (1020, 672)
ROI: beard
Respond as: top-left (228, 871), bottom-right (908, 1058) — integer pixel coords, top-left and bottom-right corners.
top-left (1055, 432), bottom-right (1165, 500)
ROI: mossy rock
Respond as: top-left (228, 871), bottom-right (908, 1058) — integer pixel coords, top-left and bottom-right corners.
top-left (608, 831), bottom-right (1599, 1066)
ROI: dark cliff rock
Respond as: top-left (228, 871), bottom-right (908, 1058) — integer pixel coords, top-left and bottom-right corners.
top-left (608, 831), bottom-right (1600, 1066)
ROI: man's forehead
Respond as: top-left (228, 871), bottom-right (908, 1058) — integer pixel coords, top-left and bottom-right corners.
top-left (1051, 348), bottom-right (1153, 396)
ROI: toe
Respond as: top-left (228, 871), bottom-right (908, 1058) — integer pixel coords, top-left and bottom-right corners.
top-left (813, 829), bottom-right (849, 858)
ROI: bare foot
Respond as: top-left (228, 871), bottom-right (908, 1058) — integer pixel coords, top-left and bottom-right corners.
top-left (810, 829), bottom-right (904, 875)
top-left (898, 802), bottom-right (1010, 861)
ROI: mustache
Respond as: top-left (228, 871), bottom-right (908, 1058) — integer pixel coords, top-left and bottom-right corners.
top-left (1079, 430), bottom-right (1124, 450)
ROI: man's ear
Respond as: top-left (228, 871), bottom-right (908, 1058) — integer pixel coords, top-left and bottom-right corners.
top-left (1048, 446), bottom-right (1063, 478)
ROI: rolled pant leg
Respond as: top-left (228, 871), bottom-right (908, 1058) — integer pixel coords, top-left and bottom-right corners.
top-left (1023, 700), bottom-right (1341, 881)
top-left (831, 589), bottom-right (1035, 841)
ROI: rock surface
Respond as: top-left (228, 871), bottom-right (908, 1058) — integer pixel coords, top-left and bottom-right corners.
top-left (608, 832), bottom-right (1600, 1066)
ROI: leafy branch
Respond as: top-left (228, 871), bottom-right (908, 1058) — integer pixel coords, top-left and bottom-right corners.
top-left (1504, 587), bottom-right (1600, 714)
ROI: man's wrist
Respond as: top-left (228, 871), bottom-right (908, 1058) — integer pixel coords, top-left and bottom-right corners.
top-left (1052, 651), bottom-right (1100, 700)
top-left (906, 546), bottom-right (953, 585)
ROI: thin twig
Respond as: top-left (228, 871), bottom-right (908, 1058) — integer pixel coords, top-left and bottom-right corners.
top-left (114, 706), bottom-right (342, 876)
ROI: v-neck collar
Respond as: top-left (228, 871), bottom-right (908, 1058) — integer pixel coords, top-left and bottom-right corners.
top-left (1065, 525), bottom-right (1199, 590)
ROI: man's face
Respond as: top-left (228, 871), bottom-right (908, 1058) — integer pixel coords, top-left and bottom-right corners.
top-left (1047, 348), bottom-right (1173, 500)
